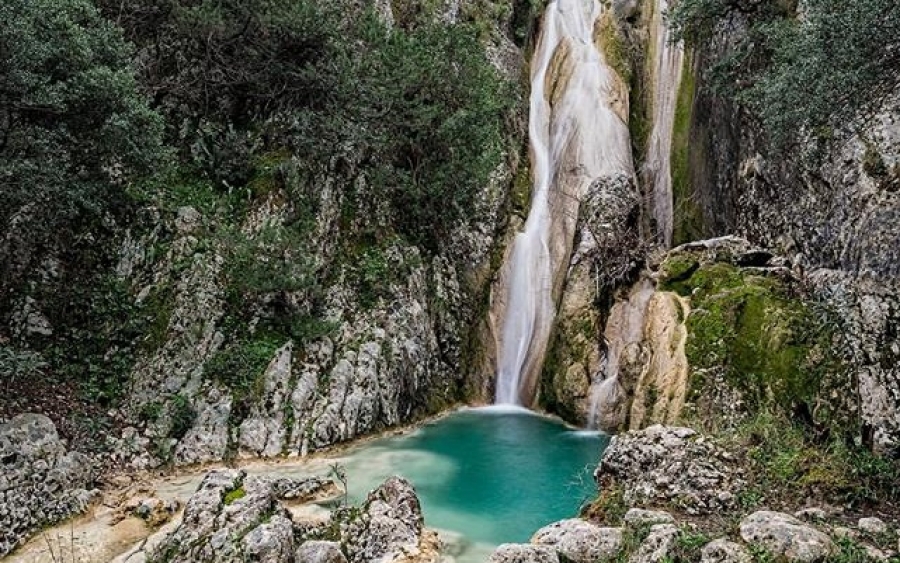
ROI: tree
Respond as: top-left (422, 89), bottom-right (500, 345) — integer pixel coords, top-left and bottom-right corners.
top-left (0, 0), bottom-right (163, 299)
top-left (669, 0), bottom-right (900, 148)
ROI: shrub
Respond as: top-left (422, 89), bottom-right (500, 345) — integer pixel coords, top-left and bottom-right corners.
top-left (669, 0), bottom-right (900, 148)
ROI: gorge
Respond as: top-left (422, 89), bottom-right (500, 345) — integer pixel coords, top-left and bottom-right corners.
top-left (1, 0), bottom-right (899, 561)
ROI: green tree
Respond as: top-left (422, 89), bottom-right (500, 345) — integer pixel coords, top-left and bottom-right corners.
top-left (669, 0), bottom-right (900, 148)
top-left (0, 0), bottom-right (163, 299)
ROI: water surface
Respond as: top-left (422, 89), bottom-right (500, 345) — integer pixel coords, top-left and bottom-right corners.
top-left (340, 407), bottom-right (609, 559)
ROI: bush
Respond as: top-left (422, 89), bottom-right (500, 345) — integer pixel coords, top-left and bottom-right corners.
top-left (0, 0), bottom-right (163, 299)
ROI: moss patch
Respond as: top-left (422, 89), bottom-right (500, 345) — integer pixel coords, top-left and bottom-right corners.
top-left (670, 55), bottom-right (704, 245)
top-left (596, 11), bottom-right (632, 84)
top-left (664, 260), bottom-right (833, 418)
top-left (223, 487), bottom-right (246, 505)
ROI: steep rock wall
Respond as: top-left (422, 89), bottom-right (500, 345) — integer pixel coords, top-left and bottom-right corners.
top-left (679, 35), bottom-right (900, 454)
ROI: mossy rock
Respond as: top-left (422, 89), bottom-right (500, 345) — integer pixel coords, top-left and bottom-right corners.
top-left (663, 256), bottom-right (838, 424)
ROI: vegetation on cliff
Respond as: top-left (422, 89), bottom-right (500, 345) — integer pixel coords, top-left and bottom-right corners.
top-left (0, 0), bottom-right (513, 436)
top-left (669, 0), bottom-right (900, 147)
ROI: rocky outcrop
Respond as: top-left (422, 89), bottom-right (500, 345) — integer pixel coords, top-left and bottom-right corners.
top-left (340, 477), bottom-right (440, 563)
top-left (596, 425), bottom-right (744, 514)
top-left (146, 471), bottom-right (435, 563)
top-left (0, 414), bottom-right (96, 557)
top-left (686, 29), bottom-right (900, 452)
top-left (531, 519), bottom-right (624, 562)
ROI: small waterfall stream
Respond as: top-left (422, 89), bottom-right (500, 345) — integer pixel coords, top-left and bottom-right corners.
top-left (643, 0), bottom-right (684, 247)
top-left (494, 0), bottom-right (634, 405)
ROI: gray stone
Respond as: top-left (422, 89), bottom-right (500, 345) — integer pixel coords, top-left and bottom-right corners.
top-left (740, 511), bottom-right (834, 562)
top-left (147, 469), bottom-right (290, 563)
top-left (629, 524), bottom-right (679, 563)
top-left (700, 539), bottom-right (752, 563)
top-left (532, 518), bottom-right (623, 562)
top-left (342, 477), bottom-right (438, 563)
top-left (623, 509), bottom-right (675, 528)
top-left (489, 544), bottom-right (560, 563)
top-left (0, 414), bottom-right (95, 557)
top-left (597, 425), bottom-right (744, 514)
top-left (241, 514), bottom-right (294, 563)
top-left (858, 517), bottom-right (888, 535)
top-left (297, 540), bottom-right (348, 563)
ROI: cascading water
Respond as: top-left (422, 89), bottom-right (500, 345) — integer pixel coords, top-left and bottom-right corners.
top-left (493, 0), bottom-right (634, 405)
top-left (643, 0), bottom-right (685, 248)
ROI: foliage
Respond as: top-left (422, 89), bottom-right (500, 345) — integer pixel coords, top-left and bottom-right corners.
top-left (668, 0), bottom-right (900, 148)
top-left (103, 0), bottom-right (510, 253)
top-left (0, 0), bottom-right (163, 297)
top-left (732, 409), bottom-right (900, 508)
top-left (168, 394), bottom-right (196, 441)
top-left (329, 14), bottom-right (510, 251)
top-left (42, 276), bottom-right (148, 406)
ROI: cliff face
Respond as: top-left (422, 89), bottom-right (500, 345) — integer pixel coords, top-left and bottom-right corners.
top-left (680, 51), bottom-right (900, 454)
top-left (0, 0), bottom-right (534, 467)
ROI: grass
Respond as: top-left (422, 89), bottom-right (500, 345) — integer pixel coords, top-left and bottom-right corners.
top-left (223, 487), bottom-right (246, 505)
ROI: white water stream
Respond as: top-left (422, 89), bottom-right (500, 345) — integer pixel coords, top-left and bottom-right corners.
top-left (494, 0), bottom-right (634, 405)
top-left (643, 0), bottom-right (684, 247)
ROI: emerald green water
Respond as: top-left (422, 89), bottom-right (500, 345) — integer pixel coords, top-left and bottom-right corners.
top-left (340, 407), bottom-right (609, 560)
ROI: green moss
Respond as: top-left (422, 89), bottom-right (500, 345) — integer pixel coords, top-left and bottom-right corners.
top-left (668, 257), bottom-right (837, 427)
top-left (657, 254), bottom-right (700, 293)
top-left (224, 487), bottom-right (246, 505)
top-left (597, 11), bottom-right (632, 84)
top-left (670, 55), bottom-right (704, 245)
top-left (140, 284), bottom-right (175, 353)
top-left (510, 159), bottom-right (533, 217)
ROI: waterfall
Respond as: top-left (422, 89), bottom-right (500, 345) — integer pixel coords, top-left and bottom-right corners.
top-left (643, 0), bottom-right (684, 248)
top-left (494, 0), bottom-right (634, 405)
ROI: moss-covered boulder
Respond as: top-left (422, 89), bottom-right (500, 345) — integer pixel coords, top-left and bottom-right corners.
top-left (656, 237), bottom-right (841, 430)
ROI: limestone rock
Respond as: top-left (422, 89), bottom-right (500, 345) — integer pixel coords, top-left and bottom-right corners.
top-left (342, 477), bottom-right (438, 563)
top-left (174, 384), bottom-right (231, 465)
top-left (597, 425), bottom-right (743, 514)
top-left (0, 414), bottom-right (96, 557)
top-left (739, 511), bottom-right (834, 562)
top-left (489, 544), bottom-right (560, 563)
top-left (623, 509), bottom-right (675, 528)
top-left (297, 540), bottom-right (349, 563)
top-left (858, 517), bottom-right (888, 535)
top-left (147, 469), bottom-right (290, 563)
top-left (241, 514), bottom-right (295, 563)
top-left (239, 341), bottom-right (293, 458)
top-left (700, 539), bottom-right (752, 563)
top-left (531, 518), bottom-right (623, 562)
top-left (629, 524), bottom-right (679, 563)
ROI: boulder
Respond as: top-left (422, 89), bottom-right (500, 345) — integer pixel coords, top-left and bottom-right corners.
top-left (858, 517), bottom-right (888, 535)
top-left (342, 477), bottom-right (439, 563)
top-left (489, 544), bottom-right (560, 563)
top-left (0, 414), bottom-right (96, 557)
top-left (596, 425), bottom-right (743, 514)
top-left (700, 539), bottom-right (752, 563)
top-left (629, 523), bottom-right (679, 563)
top-left (296, 540), bottom-right (349, 563)
top-left (739, 511), bottom-right (834, 562)
top-left (531, 518), bottom-right (623, 562)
